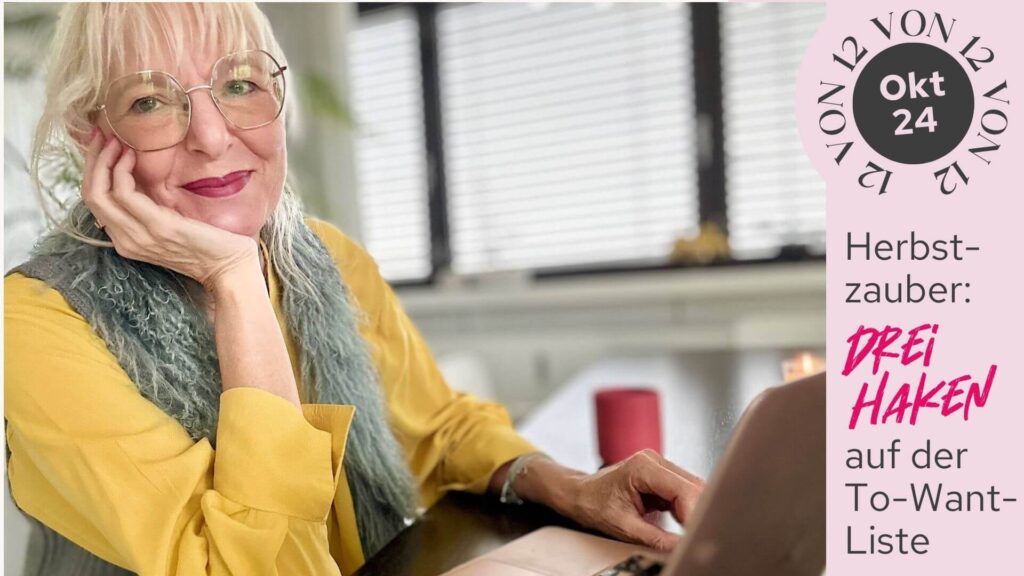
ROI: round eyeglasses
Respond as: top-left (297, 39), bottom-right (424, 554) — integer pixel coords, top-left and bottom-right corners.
top-left (96, 49), bottom-right (287, 152)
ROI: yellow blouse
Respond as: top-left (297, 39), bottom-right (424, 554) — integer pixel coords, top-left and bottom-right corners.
top-left (4, 218), bottom-right (538, 576)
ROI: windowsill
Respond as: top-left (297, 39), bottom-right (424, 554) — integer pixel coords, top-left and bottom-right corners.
top-left (395, 260), bottom-right (825, 315)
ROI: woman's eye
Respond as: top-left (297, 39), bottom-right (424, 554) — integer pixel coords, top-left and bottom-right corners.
top-left (224, 80), bottom-right (258, 96)
top-left (130, 97), bottom-right (161, 114)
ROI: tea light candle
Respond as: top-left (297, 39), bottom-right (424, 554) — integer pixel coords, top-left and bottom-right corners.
top-left (782, 352), bottom-right (825, 383)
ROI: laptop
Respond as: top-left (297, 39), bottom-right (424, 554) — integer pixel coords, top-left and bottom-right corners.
top-left (442, 372), bottom-right (826, 576)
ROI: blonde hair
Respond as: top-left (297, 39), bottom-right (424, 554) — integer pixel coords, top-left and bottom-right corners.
top-left (31, 2), bottom-right (312, 296)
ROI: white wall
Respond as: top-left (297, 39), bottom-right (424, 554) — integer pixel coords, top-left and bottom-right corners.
top-left (4, 74), bottom-right (46, 272)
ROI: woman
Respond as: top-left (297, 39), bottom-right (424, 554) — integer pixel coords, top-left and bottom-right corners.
top-left (4, 4), bottom-right (705, 575)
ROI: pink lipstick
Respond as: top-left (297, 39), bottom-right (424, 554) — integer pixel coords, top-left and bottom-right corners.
top-left (182, 170), bottom-right (252, 198)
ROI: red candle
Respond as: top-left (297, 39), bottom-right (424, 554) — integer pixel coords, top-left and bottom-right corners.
top-left (594, 388), bottom-right (662, 466)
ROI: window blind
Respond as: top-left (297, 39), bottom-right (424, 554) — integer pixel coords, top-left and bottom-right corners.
top-left (348, 8), bottom-right (432, 281)
top-left (437, 3), bottom-right (699, 274)
top-left (721, 3), bottom-right (826, 259)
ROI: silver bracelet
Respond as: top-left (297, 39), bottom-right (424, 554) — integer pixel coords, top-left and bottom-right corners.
top-left (499, 452), bottom-right (548, 505)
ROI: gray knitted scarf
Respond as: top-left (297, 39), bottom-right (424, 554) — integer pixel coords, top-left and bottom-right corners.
top-left (9, 202), bottom-right (417, 575)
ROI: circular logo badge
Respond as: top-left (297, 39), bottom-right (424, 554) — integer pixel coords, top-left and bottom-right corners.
top-left (853, 42), bottom-right (974, 165)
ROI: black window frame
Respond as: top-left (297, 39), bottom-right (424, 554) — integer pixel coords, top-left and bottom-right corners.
top-left (355, 2), bottom-right (824, 288)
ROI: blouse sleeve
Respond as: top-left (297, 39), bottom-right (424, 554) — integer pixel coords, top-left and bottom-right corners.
top-left (307, 220), bottom-right (540, 505)
top-left (4, 273), bottom-right (351, 576)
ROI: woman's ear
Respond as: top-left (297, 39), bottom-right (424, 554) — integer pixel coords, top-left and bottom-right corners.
top-left (70, 110), bottom-right (113, 147)
top-left (70, 125), bottom-right (100, 148)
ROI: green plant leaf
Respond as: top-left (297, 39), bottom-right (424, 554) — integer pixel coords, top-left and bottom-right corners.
top-left (298, 71), bottom-right (353, 128)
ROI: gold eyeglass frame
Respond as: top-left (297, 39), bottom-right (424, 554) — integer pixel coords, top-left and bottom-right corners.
top-left (95, 49), bottom-right (288, 152)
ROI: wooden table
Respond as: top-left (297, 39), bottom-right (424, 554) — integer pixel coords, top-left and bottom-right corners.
top-left (354, 349), bottom-right (810, 576)
top-left (352, 492), bottom-right (582, 576)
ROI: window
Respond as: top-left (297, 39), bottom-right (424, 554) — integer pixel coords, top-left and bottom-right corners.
top-left (438, 3), bottom-right (699, 274)
top-left (721, 3), bottom-right (827, 258)
top-left (348, 8), bottom-right (433, 281)
top-left (349, 3), bottom-right (826, 283)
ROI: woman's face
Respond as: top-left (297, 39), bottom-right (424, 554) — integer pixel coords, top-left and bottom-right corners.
top-left (99, 45), bottom-right (287, 240)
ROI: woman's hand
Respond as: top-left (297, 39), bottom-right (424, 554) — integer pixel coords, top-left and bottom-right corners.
top-left (570, 450), bottom-right (705, 551)
top-left (80, 129), bottom-right (259, 291)
top-left (509, 450), bottom-right (705, 552)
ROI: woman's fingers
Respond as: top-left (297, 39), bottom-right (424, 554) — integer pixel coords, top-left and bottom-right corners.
top-left (83, 136), bottom-right (136, 232)
top-left (629, 452), bottom-right (701, 525)
top-left (568, 453), bottom-right (707, 553)
top-left (653, 451), bottom-right (707, 489)
top-left (109, 148), bottom-right (204, 250)
top-left (616, 512), bottom-right (680, 552)
top-left (80, 131), bottom-right (115, 224)
top-left (109, 148), bottom-right (160, 224)
top-left (80, 130), bottom-right (103, 201)
top-left (90, 136), bottom-right (121, 198)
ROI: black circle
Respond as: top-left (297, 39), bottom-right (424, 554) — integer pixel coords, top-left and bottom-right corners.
top-left (853, 42), bottom-right (973, 165)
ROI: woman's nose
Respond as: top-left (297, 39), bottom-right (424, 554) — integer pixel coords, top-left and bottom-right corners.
top-left (183, 89), bottom-right (231, 158)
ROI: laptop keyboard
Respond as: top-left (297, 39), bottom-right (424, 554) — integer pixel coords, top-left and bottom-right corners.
top-left (593, 554), bottom-right (664, 576)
